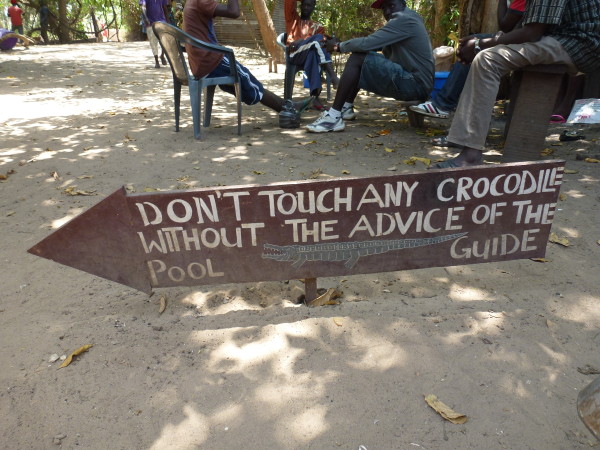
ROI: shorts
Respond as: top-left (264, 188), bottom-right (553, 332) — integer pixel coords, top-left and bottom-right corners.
top-left (207, 56), bottom-right (264, 105)
top-left (359, 52), bottom-right (427, 101)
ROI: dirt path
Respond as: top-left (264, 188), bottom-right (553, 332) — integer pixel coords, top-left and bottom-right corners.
top-left (1, 41), bottom-right (599, 449)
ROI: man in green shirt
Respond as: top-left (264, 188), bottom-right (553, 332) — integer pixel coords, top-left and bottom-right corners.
top-left (306, 0), bottom-right (434, 133)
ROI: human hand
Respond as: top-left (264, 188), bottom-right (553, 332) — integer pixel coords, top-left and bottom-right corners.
top-left (456, 35), bottom-right (478, 64)
top-left (324, 38), bottom-right (337, 53)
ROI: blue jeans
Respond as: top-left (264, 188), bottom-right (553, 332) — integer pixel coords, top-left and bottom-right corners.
top-left (432, 61), bottom-right (470, 111)
top-left (432, 33), bottom-right (492, 111)
top-left (359, 52), bottom-right (429, 101)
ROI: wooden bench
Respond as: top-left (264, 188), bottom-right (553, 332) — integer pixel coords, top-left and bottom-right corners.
top-left (398, 100), bottom-right (426, 128)
top-left (502, 64), bottom-right (567, 162)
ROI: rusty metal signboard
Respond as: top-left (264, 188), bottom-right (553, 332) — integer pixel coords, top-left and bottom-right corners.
top-left (29, 160), bottom-right (565, 294)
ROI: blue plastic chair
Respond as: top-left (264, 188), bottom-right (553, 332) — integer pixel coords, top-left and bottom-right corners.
top-left (153, 22), bottom-right (242, 140)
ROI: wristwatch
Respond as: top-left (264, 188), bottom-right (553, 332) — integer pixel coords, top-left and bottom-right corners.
top-left (473, 37), bottom-right (481, 54)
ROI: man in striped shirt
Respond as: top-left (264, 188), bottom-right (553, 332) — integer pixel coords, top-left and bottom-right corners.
top-left (433, 0), bottom-right (600, 169)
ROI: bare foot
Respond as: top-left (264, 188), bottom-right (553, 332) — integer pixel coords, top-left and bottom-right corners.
top-left (427, 147), bottom-right (483, 170)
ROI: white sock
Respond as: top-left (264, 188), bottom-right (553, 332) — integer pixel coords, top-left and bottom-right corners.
top-left (328, 108), bottom-right (341, 119)
top-left (343, 102), bottom-right (353, 110)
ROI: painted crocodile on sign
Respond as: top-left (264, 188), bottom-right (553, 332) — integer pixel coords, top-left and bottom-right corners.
top-left (262, 232), bottom-right (468, 269)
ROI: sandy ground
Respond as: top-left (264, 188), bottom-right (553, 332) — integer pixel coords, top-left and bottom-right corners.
top-left (1, 41), bottom-right (600, 449)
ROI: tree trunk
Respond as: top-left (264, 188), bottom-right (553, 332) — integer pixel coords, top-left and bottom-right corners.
top-left (57, 0), bottom-right (70, 43)
top-left (250, 0), bottom-right (284, 64)
top-left (458, 0), bottom-right (497, 37)
top-left (432, 0), bottom-right (450, 48)
top-left (481, 0), bottom-right (500, 34)
top-left (91, 8), bottom-right (102, 43)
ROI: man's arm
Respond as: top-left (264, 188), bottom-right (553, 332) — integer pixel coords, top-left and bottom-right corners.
top-left (140, 0), bottom-right (150, 25)
top-left (458, 22), bottom-right (548, 64)
top-left (335, 19), bottom-right (403, 54)
top-left (497, 0), bottom-right (524, 33)
top-left (214, 0), bottom-right (240, 19)
top-left (162, 0), bottom-right (169, 23)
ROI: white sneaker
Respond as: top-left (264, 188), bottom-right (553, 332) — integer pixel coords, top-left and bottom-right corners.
top-left (341, 105), bottom-right (357, 120)
top-left (306, 111), bottom-right (345, 133)
top-left (409, 101), bottom-right (450, 119)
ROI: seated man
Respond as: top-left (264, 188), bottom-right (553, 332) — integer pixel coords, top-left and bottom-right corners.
top-left (284, 0), bottom-right (339, 109)
top-left (184, 0), bottom-right (311, 122)
top-left (306, 0), bottom-right (434, 133)
top-left (434, 0), bottom-right (600, 168)
top-left (410, 0), bottom-right (526, 119)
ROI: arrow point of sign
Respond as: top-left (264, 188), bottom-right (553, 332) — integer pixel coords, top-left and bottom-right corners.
top-left (28, 187), bottom-right (152, 294)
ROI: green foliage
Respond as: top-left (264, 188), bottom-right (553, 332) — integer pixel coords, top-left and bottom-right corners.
top-left (311, 0), bottom-right (383, 41)
top-left (299, 0), bottom-right (460, 45)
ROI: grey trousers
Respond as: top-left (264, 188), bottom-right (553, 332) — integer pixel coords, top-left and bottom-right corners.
top-left (447, 36), bottom-right (577, 150)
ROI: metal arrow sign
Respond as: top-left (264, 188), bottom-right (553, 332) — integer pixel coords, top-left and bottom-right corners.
top-left (28, 161), bottom-right (565, 294)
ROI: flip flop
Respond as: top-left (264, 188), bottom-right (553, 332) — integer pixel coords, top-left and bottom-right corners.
top-left (312, 104), bottom-right (329, 111)
top-left (296, 97), bottom-right (314, 115)
top-left (560, 130), bottom-right (586, 141)
top-left (550, 114), bottom-right (566, 124)
top-left (428, 159), bottom-right (461, 170)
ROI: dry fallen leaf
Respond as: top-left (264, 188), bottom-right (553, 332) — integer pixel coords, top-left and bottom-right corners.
top-left (314, 151), bottom-right (336, 156)
top-left (546, 319), bottom-right (558, 329)
top-left (424, 394), bottom-right (468, 424)
top-left (404, 156), bottom-right (431, 166)
top-left (253, 170), bottom-right (264, 175)
top-left (585, 158), bottom-right (600, 163)
top-left (63, 187), bottom-right (96, 196)
top-left (300, 140), bottom-right (317, 145)
top-left (540, 148), bottom-right (554, 156)
top-left (564, 169), bottom-right (578, 174)
top-left (159, 295), bottom-right (167, 314)
top-left (333, 317), bottom-right (343, 327)
top-left (384, 147), bottom-right (395, 153)
top-left (530, 257), bottom-right (551, 263)
top-left (307, 288), bottom-right (342, 307)
top-left (549, 232), bottom-right (570, 247)
top-left (341, 170), bottom-right (350, 174)
top-left (377, 129), bottom-right (391, 136)
top-left (558, 193), bottom-right (567, 201)
top-left (60, 344), bottom-right (93, 368)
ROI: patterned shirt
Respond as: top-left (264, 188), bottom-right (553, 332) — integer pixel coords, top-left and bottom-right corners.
top-left (523, 0), bottom-right (600, 72)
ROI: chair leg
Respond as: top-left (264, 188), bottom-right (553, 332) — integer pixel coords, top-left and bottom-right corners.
top-left (188, 80), bottom-right (203, 140)
top-left (234, 83), bottom-right (242, 136)
top-left (204, 85), bottom-right (216, 127)
top-left (325, 71), bottom-right (332, 101)
top-left (174, 80), bottom-right (181, 132)
top-left (284, 63), bottom-right (298, 100)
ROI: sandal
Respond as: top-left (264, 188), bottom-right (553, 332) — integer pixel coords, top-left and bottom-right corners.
top-left (312, 103), bottom-right (329, 111)
top-left (559, 130), bottom-right (586, 142)
top-left (295, 97), bottom-right (314, 115)
top-left (428, 159), bottom-right (461, 170)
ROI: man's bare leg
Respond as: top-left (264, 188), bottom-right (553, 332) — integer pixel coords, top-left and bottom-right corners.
top-left (260, 89), bottom-right (312, 113)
